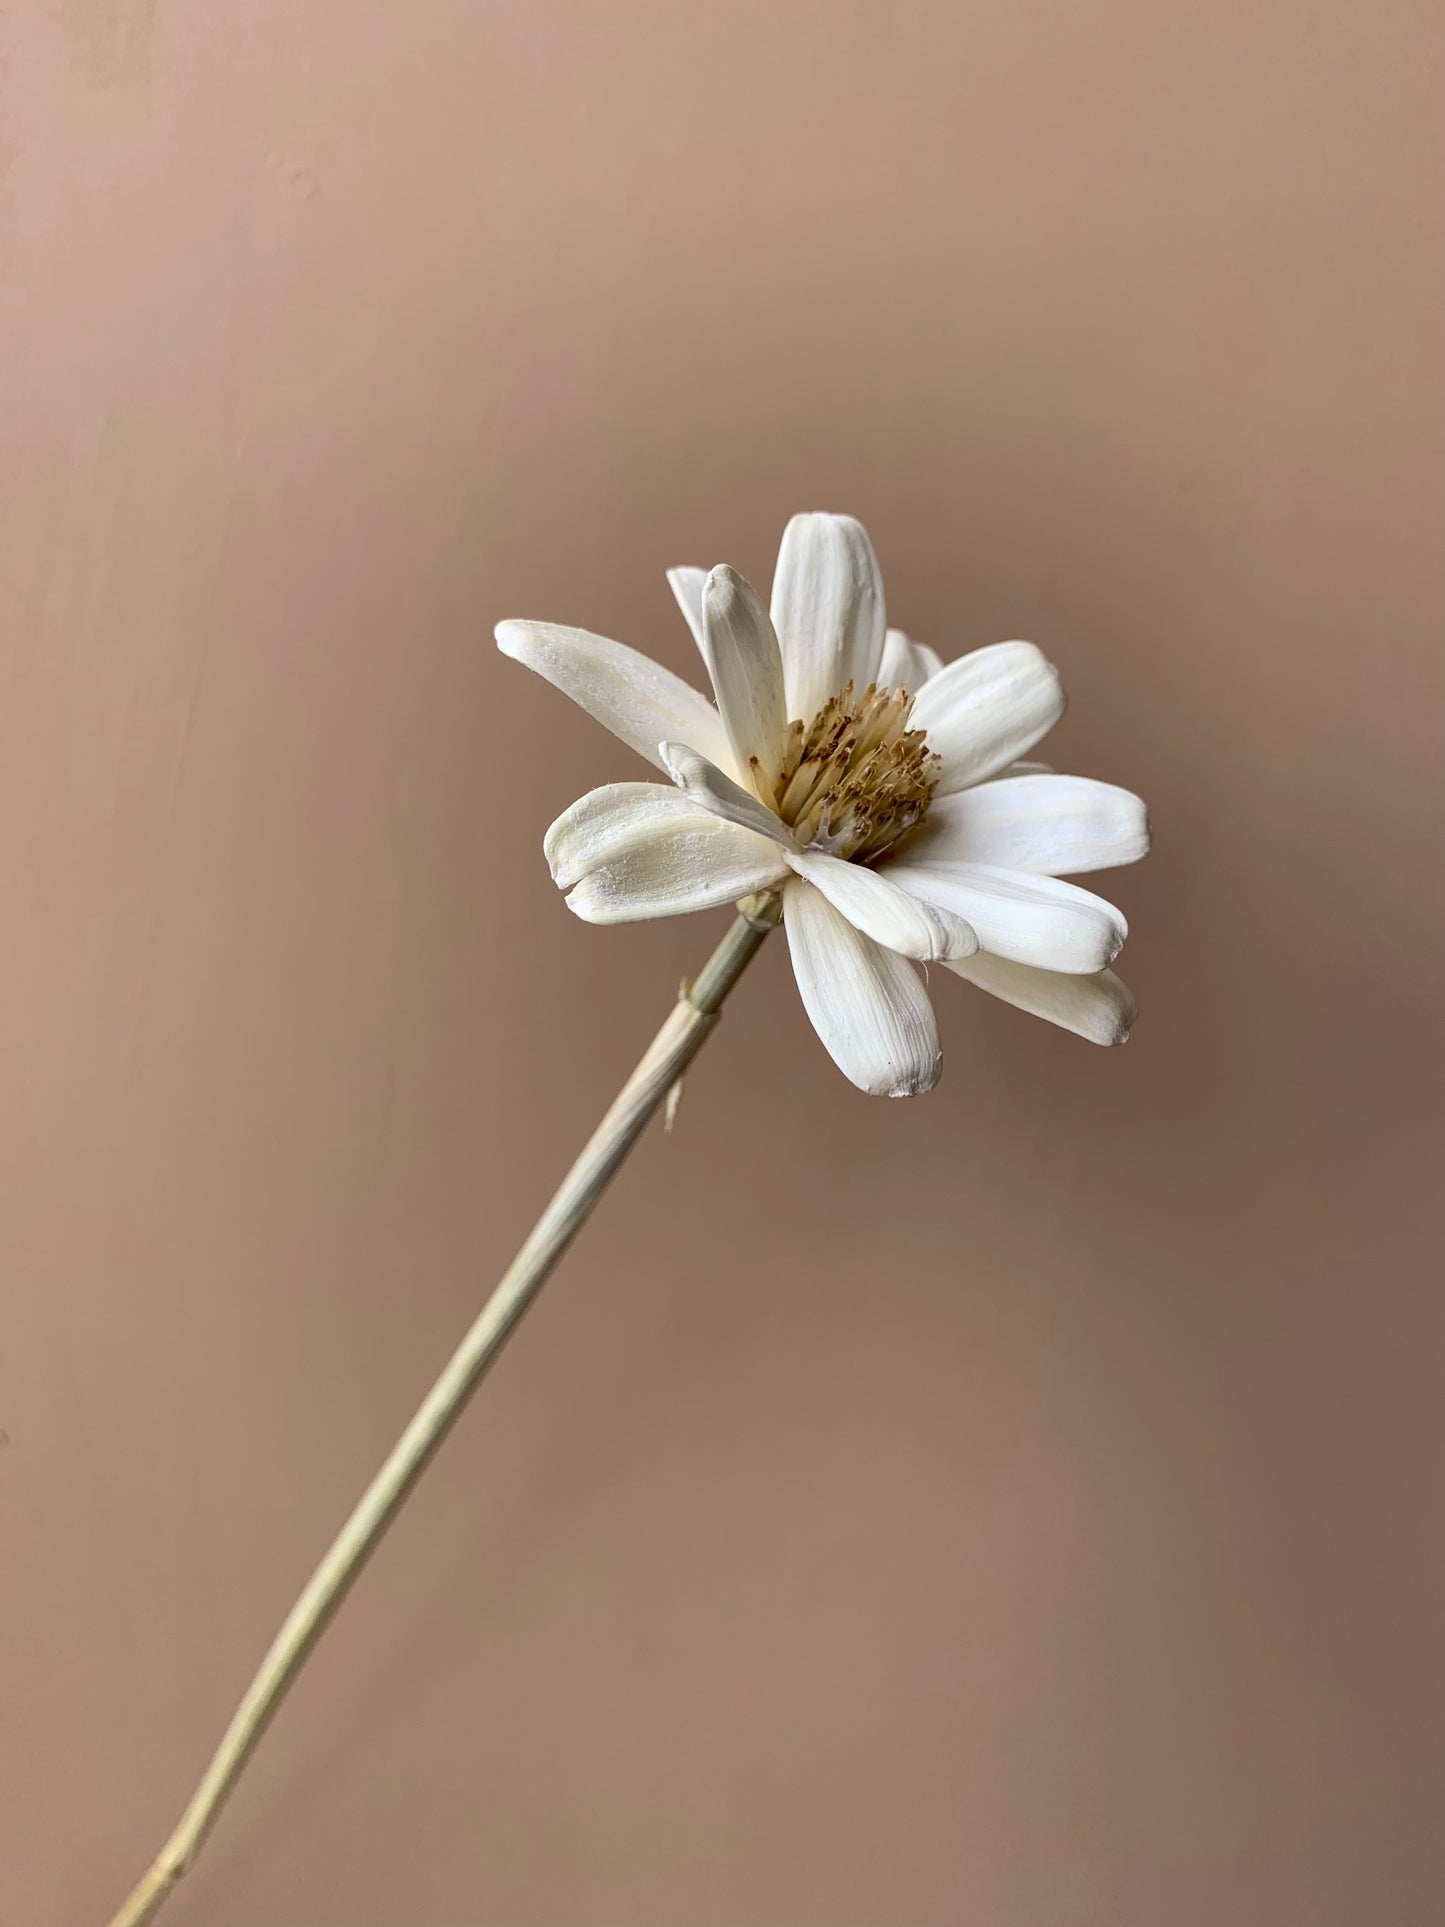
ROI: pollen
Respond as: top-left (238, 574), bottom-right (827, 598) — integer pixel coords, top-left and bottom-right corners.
top-left (749, 681), bottom-right (941, 864)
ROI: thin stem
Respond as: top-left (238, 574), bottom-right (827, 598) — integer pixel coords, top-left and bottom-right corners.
top-left (106, 895), bottom-right (780, 1927)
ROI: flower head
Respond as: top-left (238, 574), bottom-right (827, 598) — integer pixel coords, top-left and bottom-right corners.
top-left (497, 513), bottom-right (1148, 1096)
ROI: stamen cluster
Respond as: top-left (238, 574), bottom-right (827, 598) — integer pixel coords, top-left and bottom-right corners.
top-left (750, 681), bottom-right (940, 864)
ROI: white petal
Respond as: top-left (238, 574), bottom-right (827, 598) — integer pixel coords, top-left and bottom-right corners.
top-left (700, 565), bottom-right (789, 776)
top-left (909, 641), bottom-right (1066, 793)
top-left (496, 620), bottom-right (735, 776)
top-left (544, 782), bottom-right (708, 888)
top-left (786, 849), bottom-right (977, 962)
top-left (879, 627), bottom-right (945, 692)
top-left (566, 815), bottom-right (790, 924)
top-left (983, 759), bottom-right (1052, 780)
top-left (903, 774), bottom-right (1150, 876)
top-left (886, 858), bottom-right (1127, 974)
top-left (666, 567), bottom-right (708, 656)
top-left (769, 513), bottom-right (886, 722)
top-left (660, 741), bottom-right (798, 850)
top-left (945, 952), bottom-right (1138, 1046)
top-left (783, 879), bottom-right (941, 1097)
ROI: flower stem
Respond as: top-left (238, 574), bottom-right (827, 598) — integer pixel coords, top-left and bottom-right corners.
top-left (105, 895), bottom-right (781, 1927)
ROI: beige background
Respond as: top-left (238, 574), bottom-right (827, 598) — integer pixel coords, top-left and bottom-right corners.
top-left (3, 2), bottom-right (1442, 1922)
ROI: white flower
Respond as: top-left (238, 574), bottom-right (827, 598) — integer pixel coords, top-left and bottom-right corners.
top-left (497, 513), bottom-right (1149, 1097)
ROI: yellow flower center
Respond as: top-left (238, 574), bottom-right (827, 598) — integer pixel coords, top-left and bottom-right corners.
top-left (749, 681), bottom-right (940, 864)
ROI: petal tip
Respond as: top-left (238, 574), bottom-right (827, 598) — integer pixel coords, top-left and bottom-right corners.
top-left (1099, 974), bottom-right (1139, 1044)
top-left (885, 1051), bottom-right (943, 1097)
top-left (541, 813), bottom-right (568, 881)
top-left (940, 921), bottom-right (981, 963)
top-left (701, 563), bottom-right (754, 622)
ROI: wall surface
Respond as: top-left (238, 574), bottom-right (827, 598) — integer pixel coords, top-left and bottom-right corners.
top-left (2, 3), bottom-right (1442, 1923)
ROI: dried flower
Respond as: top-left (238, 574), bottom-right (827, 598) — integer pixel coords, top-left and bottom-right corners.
top-left (499, 514), bottom-right (1147, 1095)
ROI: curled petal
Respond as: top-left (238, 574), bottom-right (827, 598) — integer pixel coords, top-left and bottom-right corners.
top-left (666, 566), bottom-right (708, 658)
top-left (659, 741), bottom-right (798, 850)
top-left (700, 565), bottom-right (788, 776)
top-left (769, 513), bottom-right (886, 722)
top-left (886, 858), bottom-right (1128, 974)
top-left (496, 620), bottom-right (735, 777)
top-left (787, 849), bottom-right (977, 962)
top-left (904, 774), bottom-right (1150, 876)
top-left (783, 878), bottom-right (942, 1097)
top-left (545, 782), bottom-right (713, 888)
top-left (944, 951), bottom-right (1139, 1045)
top-left (909, 641), bottom-right (1066, 793)
top-left (566, 813), bottom-right (790, 923)
top-left (879, 628), bottom-right (945, 692)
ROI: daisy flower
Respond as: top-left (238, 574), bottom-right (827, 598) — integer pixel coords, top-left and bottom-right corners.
top-left (497, 513), bottom-right (1148, 1096)
top-left (106, 525), bottom-right (1156, 1927)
